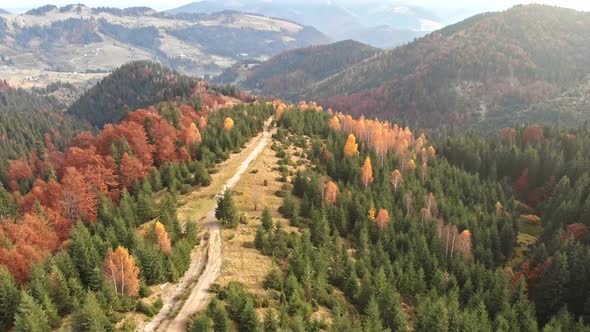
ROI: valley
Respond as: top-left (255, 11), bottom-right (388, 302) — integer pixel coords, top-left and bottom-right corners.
top-left (1, 2), bottom-right (590, 332)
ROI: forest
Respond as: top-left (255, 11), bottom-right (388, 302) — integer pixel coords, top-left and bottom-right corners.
top-left (0, 81), bottom-right (274, 330)
top-left (192, 103), bottom-right (590, 331)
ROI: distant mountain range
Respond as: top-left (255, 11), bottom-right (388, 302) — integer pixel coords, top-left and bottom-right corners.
top-left (168, 0), bottom-right (441, 48)
top-left (213, 40), bottom-right (380, 99)
top-left (216, 5), bottom-right (590, 129)
top-left (0, 4), bottom-right (327, 80)
top-left (0, 9), bottom-right (9, 14)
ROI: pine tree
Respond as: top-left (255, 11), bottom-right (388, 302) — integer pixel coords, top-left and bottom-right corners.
top-left (190, 313), bottom-right (212, 332)
top-left (261, 208), bottom-right (273, 231)
top-left (69, 223), bottom-right (102, 290)
top-left (207, 298), bottom-right (231, 332)
top-left (137, 179), bottom-right (157, 222)
top-left (13, 293), bottom-right (50, 332)
top-left (263, 308), bottom-right (279, 332)
top-left (239, 298), bottom-right (261, 332)
top-left (216, 190), bottom-right (238, 228)
top-left (72, 292), bottom-right (113, 332)
top-left (364, 296), bottom-right (384, 332)
top-left (0, 267), bottom-right (21, 330)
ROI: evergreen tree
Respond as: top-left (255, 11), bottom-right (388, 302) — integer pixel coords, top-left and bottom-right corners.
top-left (216, 190), bottom-right (238, 228)
top-left (72, 292), bottom-right (113, 332)
top-left (13, 293), bottom-right (50, 332)
top-left (0, 267), bottom-right (21, 330)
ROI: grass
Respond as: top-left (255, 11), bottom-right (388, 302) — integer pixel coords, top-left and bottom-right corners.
top-left (510, 218), bottom-right (542, 267)
top-left (217, 130), bottom-right (303, 297)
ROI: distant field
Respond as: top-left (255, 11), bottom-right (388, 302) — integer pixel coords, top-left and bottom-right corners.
top-left (0, 68), bottom-right (106, 88)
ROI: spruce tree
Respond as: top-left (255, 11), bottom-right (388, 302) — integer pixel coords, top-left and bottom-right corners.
top-left (13, 293), bottom-right (50, 332)
top-left (72, 292), bottom-right (113, 332)
top-left (216, 190), bottom-right (238, 228)
top-left (0, 267), bottom-right (21, 330)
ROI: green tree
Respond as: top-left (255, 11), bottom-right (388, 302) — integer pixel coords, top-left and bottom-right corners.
top-left (13, 293), bottom-right (50, 332)
top-left (216, 190), bottom-right (238, 228)
top-left (72, 292), bottom-right (113, 332)
top-left (0, 267), bottom-right (21, 330)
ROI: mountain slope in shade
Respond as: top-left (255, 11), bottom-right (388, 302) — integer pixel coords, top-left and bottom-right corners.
top-left (67, 61), bottom-right (201, 127)
top-left (213, 40), bottom-right (380, 99)
top-left (302, 5), bottom-right (590, 129)
top-left (0, 9), bottom-right (9, 14)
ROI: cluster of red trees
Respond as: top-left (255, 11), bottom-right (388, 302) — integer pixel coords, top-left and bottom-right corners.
top-left (1, 103), bottom-right (207, 282)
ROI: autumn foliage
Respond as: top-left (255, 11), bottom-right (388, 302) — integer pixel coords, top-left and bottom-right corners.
top-left (343, 134), bottom-right (359, 157)
top-left (224, 117), bottom-right (235, 131)
top-left (375, 209), bottom-right (390, 230)
top-left (154, 221), bottom-right (172, 256)
top-left (104, 246), bottom-right (140, 297)
top-left (323, 181), bottom-right (339, 205)
top-left (361, 157), bottom-right (374, 188)
top-left (2, 102), bottom-right (206, 281)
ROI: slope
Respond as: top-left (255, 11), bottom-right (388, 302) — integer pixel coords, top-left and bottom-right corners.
top-left (67, 61), bottom-right (200, 127)
top-left (168, 0), bottom-right (438, 48)
top-left (213, 40), bottom-right (380, 99)
top-left (0, 3), bottom-right (328, 85)
top-left (303, 5), bottom-right (590, 129)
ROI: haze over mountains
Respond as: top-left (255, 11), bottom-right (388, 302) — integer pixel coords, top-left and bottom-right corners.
top-left (0, 3), bottom-right (327, 87)
top-left (168, 0), bottom-right (442, 48)
top-left (217, 4), bottom-right (590, 129)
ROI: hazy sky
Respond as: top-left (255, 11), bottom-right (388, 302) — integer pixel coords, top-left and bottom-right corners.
top-left (2, 0), bottom-right (590, 13)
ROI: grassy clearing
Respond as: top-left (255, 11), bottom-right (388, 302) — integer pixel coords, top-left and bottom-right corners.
top-left (510, 219), bottom-right (541, 267)
top-left (217, 130), bottom-right (304, 296)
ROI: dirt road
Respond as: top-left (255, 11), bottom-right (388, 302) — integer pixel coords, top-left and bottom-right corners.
top-left (145, 118), bottom-right (273, 332)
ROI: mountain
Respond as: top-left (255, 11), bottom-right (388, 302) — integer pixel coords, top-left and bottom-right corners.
top-left (298, 5), bottom-right (590, 129)
top-left (168, 0), bottom-right (440, 48)
top-left (68, 61), bottom-right (202, 127)
top-left (213, 40), bottom-right (380, 99)
top-left (0, 81), bottom-right (87, 173)
top-left (0, 9), bottom-right (9, 14)
top-left (0, 4), bottom-right (327, 88)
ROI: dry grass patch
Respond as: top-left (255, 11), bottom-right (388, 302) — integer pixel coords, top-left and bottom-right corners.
top-left (217, 134), bottom-right (305, 295)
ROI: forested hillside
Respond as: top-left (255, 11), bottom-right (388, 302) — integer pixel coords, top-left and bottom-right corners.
top-left (213, 40), bottom-right (380, 99)
top-left (297, 5), bottom-right (590, 129)
top-left (0, 85), bottom-right (273, 330)
top-left (189, 102), bottom-right (590, 331)
top-left (0, 82), bottom-right (87, 184)
top-left (68, 61), bottom-right (248, 128)
top-left (0, 3), bottom-right (328, 86)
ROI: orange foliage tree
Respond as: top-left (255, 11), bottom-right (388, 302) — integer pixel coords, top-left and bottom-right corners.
top-left (154, 221), bottom-right (171, 256)
top-left (324, 181), bottom-right (339, 205)
top-left (375, 209), bottom-right (390, 230)
top-left (104, 246), bottom-right (140, 297)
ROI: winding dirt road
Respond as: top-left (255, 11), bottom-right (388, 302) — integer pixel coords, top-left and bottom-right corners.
top-left (145, 118), bottom-right (273, 332)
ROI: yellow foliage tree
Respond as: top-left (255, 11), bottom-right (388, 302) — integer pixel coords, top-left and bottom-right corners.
top-left (343, 134), bottom-right (359, 157)
top-left (104, 246), bottom-right (140, 297)
top-left (328, 116), bottom-right (341, 131)
top-left (361, 157), bottom-right (374, 188)
top-left (223, 117), bottom-right (234, 132)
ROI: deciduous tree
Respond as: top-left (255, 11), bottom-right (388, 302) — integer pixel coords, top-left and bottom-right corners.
top-left (103, 246), bottom-right (140, 297)
top-left (361, 157), bottom-right (374, 188)
top-left (343, 134), bottom-right (359, 158)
